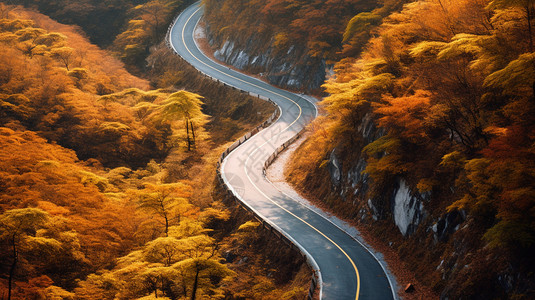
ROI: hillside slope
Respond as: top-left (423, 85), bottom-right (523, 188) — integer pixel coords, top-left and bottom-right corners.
top-left (202, 0), bottom-right (391, 92)
top-left (287, 0), bottom-right (535, 298)
top-left (0, 4), bottom-right (310, 299)
top-left (202, 0), bottom-right (535, 298)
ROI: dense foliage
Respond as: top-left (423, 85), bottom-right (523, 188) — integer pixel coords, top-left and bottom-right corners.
top-left (7, 0), bottom-right (142, 47)
top-left (112, 0), bottom-right (195, 69)
top-left (201, 0), bottom-right (406, 92)
top-left (0, 6), bottom-right (169, 167)
top-left (0, 3), bottom-right (307, 299)
top-left (287, 0), bottom-right (535, 298)
top-left (7, 0), bottom-right (195, 70)
top-left (203, 0), bottom-right (382, 64)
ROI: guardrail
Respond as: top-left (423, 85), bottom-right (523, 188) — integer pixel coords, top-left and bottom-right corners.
top-left (209, 92), bottom-right (317, 299)
top-left (210, 93), bottom-right (317, 299)
top-left (166, 9), bottom-right (319, 299)
top-left (215, 161), bottom-right (319, 300)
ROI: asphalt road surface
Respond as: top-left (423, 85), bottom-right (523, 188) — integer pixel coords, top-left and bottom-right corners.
top-left (169, 3), bottom-right (396, 299)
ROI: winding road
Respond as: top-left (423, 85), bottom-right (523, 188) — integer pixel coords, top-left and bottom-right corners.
top-left (169, 2), bottom-right (396, 299)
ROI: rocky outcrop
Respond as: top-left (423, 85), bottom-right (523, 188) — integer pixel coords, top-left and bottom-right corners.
top-left (323, 111), bottom-right (427, 236)
top-left (391, 179), bottom-right (427, 236)
top-left (347, 157), bottom-right (369, 198)
top-left (327, 150), bottom-right (342, 187)
top-left (326, 113), bottom-right (379, 200)
top-left (368, 199), bottom-right (381, 221)
top-left (431, 210), bottom-right (465, 242)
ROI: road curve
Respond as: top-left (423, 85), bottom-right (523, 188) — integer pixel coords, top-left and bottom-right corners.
top-left (168, 2), bottom-right (396, 299)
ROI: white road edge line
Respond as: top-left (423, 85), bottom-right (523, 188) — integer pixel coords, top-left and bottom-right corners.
top-left (170, 3), bottom-right (325, 298)
top-left (263, 150), bottom-right (398, 300)
top-left (169, 3), bottom-right (396, 299)
top-left (221, 158), bottom-right (324, 299)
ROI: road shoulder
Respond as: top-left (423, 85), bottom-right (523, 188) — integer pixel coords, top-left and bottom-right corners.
top-left (266, 133), bottom-right (402, 299)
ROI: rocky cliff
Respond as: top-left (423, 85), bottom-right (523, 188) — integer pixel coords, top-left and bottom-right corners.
top-left (325, 113), bottom-right (431, 238)
top-left (205, 26), bottom-right (326, 92)
top-left (200, 0), bottom-right (380, 93)
top-left (295, 106), bottom-right (532, 299)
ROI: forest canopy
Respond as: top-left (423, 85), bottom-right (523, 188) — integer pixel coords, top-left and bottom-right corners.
top-left (0, 3), bottom-right (302, 299)
top-left (202, 0), bottom-right (385, 64)
top-left (287, 0), bottom-right (535, 298)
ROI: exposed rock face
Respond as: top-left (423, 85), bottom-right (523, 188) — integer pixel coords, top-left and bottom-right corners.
top-left (327, 150), bottom-right (342, 187)
top-left (391, 179), bottom-right (427, 236)
top-left (207, 28), bottom-right (326, 92)
top-left (347, 157), bottom-right (369, 198)
top-left (368, 199), bottom-right (381, 221)
top-left (323, 111), bottom-right (427, 236)
top-left (326, 113), bottom-right (379, 201)
top-left (432, 210), bottom-right (465, 242)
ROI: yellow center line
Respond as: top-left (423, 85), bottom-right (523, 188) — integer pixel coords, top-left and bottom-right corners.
top-left (177, 5), bottom-right (360, 299)
top-left (243, 141), bottom-right (361, 300)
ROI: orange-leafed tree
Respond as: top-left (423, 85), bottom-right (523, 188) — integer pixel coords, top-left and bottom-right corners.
top-left (155, 90), bottom-right (208, 152)
top-left (131, 182), bottom-right (195, 237)
top-left (0, 208), bottom-right (57, 300)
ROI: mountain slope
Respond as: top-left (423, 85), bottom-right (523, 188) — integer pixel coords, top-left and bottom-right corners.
top-left (199, 0), bottom-right (535, 298)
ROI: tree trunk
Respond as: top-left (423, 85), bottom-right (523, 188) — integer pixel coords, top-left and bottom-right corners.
top-left (182, 279), bottom-right (188, 298)
top-left (8, 234), bottom-right (18, 300)
top-left (190, 265), bottom-right (200, 300)
top-left (164, 215), bottom-right (169, 237)
top-left (185, 119), bottom-right (191, 151)
top-left (190, 121), bottom-right (196, 149)
top-left (161, 198), bottom-right (169, 237)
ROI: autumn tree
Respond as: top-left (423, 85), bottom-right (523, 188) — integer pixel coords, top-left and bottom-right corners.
top-left (15, 28), bottom-right (66, 58)
top-left (132, 182), bottom-right (194, 237)
top-left (114, 19), bottom-right (151, 66)
top-left (143, 223), bottom-right (233, 300)
top-left (341, 11), bottom-right (382, 57)
top-left (50, 46), bottom-right (74, 70)
top-left (0, 208), bottom-right (57, 300)
top-left (155, 90), bottom-right (208, 151)
top-left (113, 0), bottom-right (186, 67)
top-left (488, 0), bottom-right (535, 52)
top-left (133, 0), bottom-right (173, 44)
top-left (75, 218), bottom-right (234, 300)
